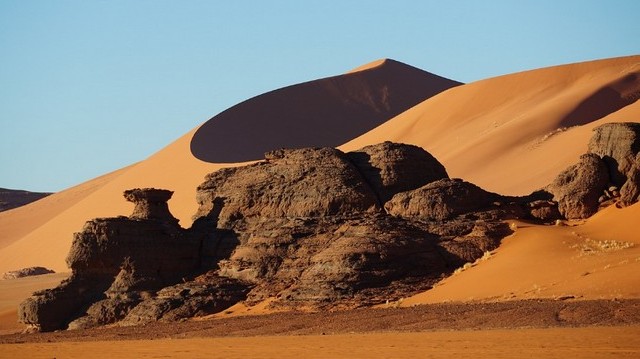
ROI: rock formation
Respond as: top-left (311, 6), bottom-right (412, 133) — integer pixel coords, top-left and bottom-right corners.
top-left (546, 154), bottom-right (610, 219)
top-left (19, 125), bottom-right (640, 331)
top-left (2, 267), bottom-right (55, 280)
top-left (384, 178), bottom-right (499, 221)
top-left (587, 122), bottom-right (640, 206)
top-left (347, 141), bottom-right (449, 203)
top-left (546, 122), bottom-right (640, 218)
top-left (19, 188), bottom-right (245, 332)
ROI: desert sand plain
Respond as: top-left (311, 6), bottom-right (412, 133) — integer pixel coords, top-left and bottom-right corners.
top-left (1, 56), bottom-right (640, 357)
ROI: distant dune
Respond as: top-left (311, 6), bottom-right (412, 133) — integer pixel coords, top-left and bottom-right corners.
top-left (0, 188), bottom-right (51, 212)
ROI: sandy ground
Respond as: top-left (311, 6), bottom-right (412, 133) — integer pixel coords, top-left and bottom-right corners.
top-left (1, 326), bottom-right (639, 359)
top-left (2, 299), bottom-right (639, 358)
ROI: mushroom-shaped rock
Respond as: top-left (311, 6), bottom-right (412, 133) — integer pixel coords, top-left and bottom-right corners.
top-left (124, 188), bottom-right (179, 224)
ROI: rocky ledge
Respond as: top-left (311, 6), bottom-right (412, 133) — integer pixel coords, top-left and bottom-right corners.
top-left (19, 123), bottom-right (640, 331)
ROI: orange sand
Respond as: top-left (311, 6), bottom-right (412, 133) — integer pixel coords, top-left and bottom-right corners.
top-left (1, 326), bottom-right (638, 359)
top-left (402, 203), bottom-right (640, 305)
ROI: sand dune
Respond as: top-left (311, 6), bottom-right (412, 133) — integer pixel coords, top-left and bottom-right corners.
top-left (191, 59), bottom-right (461, 163)
top-left (341, 55), bottom-right (640, 195)
top-left (402, 203), bottom-right (640, 305)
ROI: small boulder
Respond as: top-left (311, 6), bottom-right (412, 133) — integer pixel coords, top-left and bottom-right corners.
top-left (2, 267), bottom-right (55, 280)
top-left (546, 153), bottom-right (609, 219)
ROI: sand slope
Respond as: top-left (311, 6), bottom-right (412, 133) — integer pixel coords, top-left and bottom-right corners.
top-left (341, 55), bottom-right (640, 195)
top-left (403, 203), bottom-right (640, 305)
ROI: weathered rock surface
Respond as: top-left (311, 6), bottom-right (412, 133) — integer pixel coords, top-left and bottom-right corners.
top-left (17, 123), bottom-right (640, 332)
top-left (195, 147), bottom-right (512, 309)
top-left (19, 188), bottom-right (238, 332)
top-left (588, 122), bottom-right (640, 206)
top-left (2, 267), bottom-right (55, 280)
top-left (347, 141), bottom-right (449, 203)
top-left (546, 154), bottom-right (610, 219)
top-left (31, 132), bottom-right (640, 332)
top-left (543, 122), bottom-right (640, 218)
top-left (384, 179), bottom-right (499, 221)
top-left (194, 147), bottom-right (380, 228)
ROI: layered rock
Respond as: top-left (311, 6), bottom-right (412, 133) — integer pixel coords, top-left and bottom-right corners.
top-left (546, 154), bottom-right (610, 219)
top-left (384, 178), bottom-right (499, 221)
top-left (194, 147), bottom-right (380, 228)
top-left (546, 122), bottom-right (640, 218)
top-left (347, 141), bottom-right (449, 203)
top-left (588, 122), bottom-right (640, 206)
top-left (195, 144), bottom-right (512, 309)
top-left (31, 133), bottom-right (640, 332)
top-left (19, 188), bottom-right (243, 332)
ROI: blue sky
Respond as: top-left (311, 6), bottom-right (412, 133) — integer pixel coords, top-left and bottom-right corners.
top-left (1, 1), bottom-right (639, 192)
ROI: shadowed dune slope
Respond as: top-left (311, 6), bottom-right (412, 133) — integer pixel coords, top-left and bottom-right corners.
top-left (190, 59), bottom-right (462, 162)
top-left (341, 55), bottom-right (640, 195)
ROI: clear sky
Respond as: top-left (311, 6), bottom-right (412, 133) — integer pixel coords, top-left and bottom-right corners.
top-left (1, 1), bottom-right (639, 192)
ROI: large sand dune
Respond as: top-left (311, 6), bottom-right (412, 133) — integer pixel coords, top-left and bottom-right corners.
top-left (341, 55), bottom-right (640, 195)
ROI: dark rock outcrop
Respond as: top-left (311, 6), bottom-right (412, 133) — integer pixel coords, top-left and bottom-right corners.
top-left (26, 141), bottom-right (589, 332)
top-left (19, 188), bottom-right (245, 332)
top-left (2, 267), bottom-right (55, 280)
top-left (347, 141), bottom-right (449, 203)
top-left (546, 154), bottom-right (610, 219)
top-left (544, 122), bottom-right (640, 218)
top-left (195, 146), bottom-right (512, 309)
top-left (588, 122), bottom-right (640, 206)
top-left (384, 178), bottom-right (499, 221)
top-left (194, 147), bottom-right (380, 228)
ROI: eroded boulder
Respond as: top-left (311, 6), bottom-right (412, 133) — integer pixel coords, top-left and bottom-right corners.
top-left (347, 141), bottom-right (449, 203)
top-left (19, 188), bottom-right (225, 332)
top-left (384, 178), bottom-right (500, 221)
top-left (546, 153), bottom-right (610, 219)
top-left (194, 147), bottom-right (380, 228)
